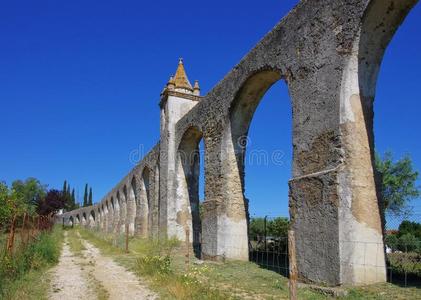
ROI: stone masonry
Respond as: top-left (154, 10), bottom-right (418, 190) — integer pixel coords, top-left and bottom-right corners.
top-left (59, 0), bottom-right (419, 286)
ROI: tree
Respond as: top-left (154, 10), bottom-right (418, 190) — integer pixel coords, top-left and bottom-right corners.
top-left (399, 220), bottom-right (421, 239)
top-left (83, 184), bottom-right (88, 207)
top-left (267, 217), bottom-right (289, 237)
top-left (0, 182), bottom-right (12, 226)
top-left (62, 180), bottom-right (67, 195)
top-left (36, 190), bottom-right (67, 216)
top-left (11, 178), bottom-right (47, 215)
top-left (71, 188), bottom-right (76, 208)
top-left (0, 181), bottom-right (30, 225)
top-left (249, 217), bottom-right (265, 238)
top-left (375, 152), bottom-right (420, 216)
top-left (88, 187), bottom-right (93, 206)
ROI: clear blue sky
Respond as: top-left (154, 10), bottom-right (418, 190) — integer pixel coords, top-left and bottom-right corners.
top-left (1, 0), bottom-right (420, 218)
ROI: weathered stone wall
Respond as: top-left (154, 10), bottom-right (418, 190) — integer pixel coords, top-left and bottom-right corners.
top-left (59, 0), bottom-right (419, 287)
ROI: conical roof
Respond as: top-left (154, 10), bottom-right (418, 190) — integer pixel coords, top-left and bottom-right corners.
top-left (173, 58), bottom-right (193, 91)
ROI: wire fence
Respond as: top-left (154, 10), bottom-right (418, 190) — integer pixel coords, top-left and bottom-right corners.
top-left (384, 213), bottom-right (421, 287)
top-left (191, 214), bottom-right (421, 287)
top-left (0, 213), bottom-right (55, 258)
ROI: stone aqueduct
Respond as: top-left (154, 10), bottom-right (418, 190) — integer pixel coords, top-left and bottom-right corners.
top-left (60, 0), bottom-right (419, 286)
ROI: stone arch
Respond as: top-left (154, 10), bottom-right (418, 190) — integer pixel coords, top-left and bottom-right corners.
top-left (75, 214), bottom-right (80, 225)
top-left (153, 164), bottom-right (160, 238)
top-left (175, 125), bottom-right (204, 258)
top-left (335, 0), bottom-right (418, 285)
top-left (118, 190), bottom-right (127, 234)
top-left (111, 196), bottom-right (120, 233)
top-left (206, 70), bottom-right (283, 261)
top-left (89, 210), bottom-right (96, 228)
top-left (69, 215), bottom-right (74, 226)
top-left (127, 178), bottom-right (137, 235)
top-left (136, 167), bottom-right (152, 238)
top-left (106, 198), bottom-right (114, 232)
top-left (82, 212), bottom-right (87, 226)
top-left (97, 207), bottom-right (101, 228)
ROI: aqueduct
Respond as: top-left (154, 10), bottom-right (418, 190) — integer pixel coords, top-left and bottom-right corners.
top-left (60, 0), bottom-right (419, 286)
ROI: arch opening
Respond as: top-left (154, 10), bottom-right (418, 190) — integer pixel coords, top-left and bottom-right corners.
top-left (217, 69), bottom-right (292, 266)
top-left (176, 126), bottom-right (204, 258)
top-left (356, 0), bottom-right (421, 286)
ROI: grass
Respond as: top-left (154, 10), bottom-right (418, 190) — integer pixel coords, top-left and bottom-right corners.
top-left (74, 227), bottom-right (421, 299)
top-left (66, 228), bottom-right (86, 255)
top-left (0, 226), bottom-right (63, 299)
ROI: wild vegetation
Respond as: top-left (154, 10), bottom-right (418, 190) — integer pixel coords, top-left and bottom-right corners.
top-left (0, 226), bottom-right (63, 299)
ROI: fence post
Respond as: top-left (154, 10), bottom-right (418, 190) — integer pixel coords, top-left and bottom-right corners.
top-left (185, 227), bottom-right (190, 271)
top-left (20, 213), bottom-right (26, 245)
top-left (288, 230), bottom-right (297, 300)
top-left (7, 214), bottom-right (17, 256)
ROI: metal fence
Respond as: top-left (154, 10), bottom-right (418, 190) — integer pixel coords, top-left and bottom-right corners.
top-left (384, 213), bottom-right (421, 287)
top-left (193, 214), bottom-right (421, 287)
top-left (1, 214), bottom-right (55, 258)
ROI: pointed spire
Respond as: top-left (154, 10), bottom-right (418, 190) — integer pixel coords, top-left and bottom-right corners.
top-left (193, 80), bottom-right (200, 96)
top-left (167, 75), bottom-right (175, 90)
top-left (173, 58), bottom-right (193, 92)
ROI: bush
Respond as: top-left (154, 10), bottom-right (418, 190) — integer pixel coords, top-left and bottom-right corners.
top-left (387, 252), bottom-right (421, 277)
top-left (0, 226), bottom-right (62, 297)
top-left (136, 255), bottom-right (172, 276)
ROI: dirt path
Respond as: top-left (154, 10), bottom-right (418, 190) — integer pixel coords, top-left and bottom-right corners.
top-left (81, 238), bottom-right (157, 300)
top-left (49, 231), bottom-right (157, 300)
top-left (49, 231), bottom-right (96, 299)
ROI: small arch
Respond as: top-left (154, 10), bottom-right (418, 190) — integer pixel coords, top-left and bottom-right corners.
top-left (130, 176), bottom-right (139, 235)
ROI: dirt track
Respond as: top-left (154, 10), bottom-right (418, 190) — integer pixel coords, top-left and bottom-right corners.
top-left (48, 231), bottom-right (157, 300)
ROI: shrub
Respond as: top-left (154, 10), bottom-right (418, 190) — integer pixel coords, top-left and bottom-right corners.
top-left (387, 252), bottom-right (421, 277)
top-left (136, 255), bottom-right (172, 276)
top-left (0, 226), bottom-right (62, 297)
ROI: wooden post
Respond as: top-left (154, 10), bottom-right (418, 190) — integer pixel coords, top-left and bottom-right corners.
top-left (6, 214), bottom-right (17, 256)
top-left (125, 223), bottom-right (129, 253)
top-left (288, 230), bottom-right (298, 300)
top-left (20, 213), bottom-right (27, 246)
top-left (185, 227), bottom-right (190, 271)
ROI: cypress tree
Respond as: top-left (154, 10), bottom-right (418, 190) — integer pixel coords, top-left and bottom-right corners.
top-left (63, 180), bottom-right (67, 194)
top-left (71, 189), bottom-right (76, 209)
top-left (83, 184), bottom-right (88, 207)
top-left (88, 187), bottom-right (93, 206)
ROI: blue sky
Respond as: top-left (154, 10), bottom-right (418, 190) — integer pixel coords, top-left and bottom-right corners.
top-left (0, 0), bottom-right (420, 218)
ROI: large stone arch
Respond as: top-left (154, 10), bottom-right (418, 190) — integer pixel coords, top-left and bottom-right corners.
top-left (118, 190), bottom-right (127, 234)
top-left (89, 210), bottom-right (96, 228)
top-left (97, 207), bottom-right (101, 228)
top-left (136, 167), bottom-right (152, 238)
top-left (69, 215), bottom-right (74, 227)
top-left (111, 196), bottom-right (120, 233)
top-left (127, 176), bottom-right (137, 236)
top-left (336, 0), bottom-right (419, 285)
top-left (106, 197), bottom-right (114, 233)
top-left (173, 126), bottom-right (204, 257)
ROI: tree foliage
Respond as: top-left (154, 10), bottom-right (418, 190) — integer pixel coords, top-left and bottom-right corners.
top-left (36, 189), bottom-right (67, 216)
top-left (249, 217), bottom-right (289, 238)
top-left (11, 178), bottom-right (47, 215)
top-left (376, 152), bottom-right (420, 216)
top-left (0, 181), bottom-right (34, 225)
top-left (83, 184), bottom-right (88, 207)
top-left (88, 187), bottom-right (93, 206)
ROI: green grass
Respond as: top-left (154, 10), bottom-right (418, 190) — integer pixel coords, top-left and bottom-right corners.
top-left (0, 226), bottom-right (63, 299)
top-left (66, 228), bottom-right (86, 255)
